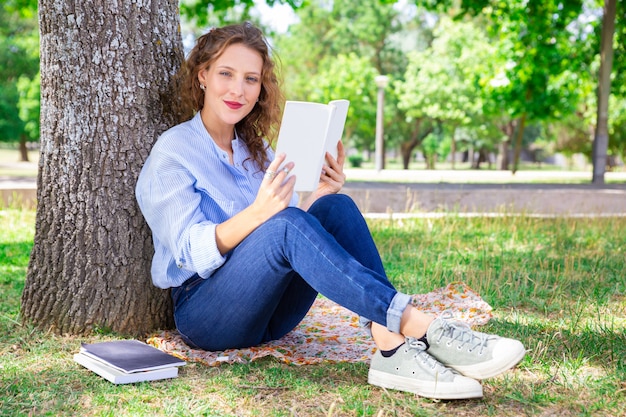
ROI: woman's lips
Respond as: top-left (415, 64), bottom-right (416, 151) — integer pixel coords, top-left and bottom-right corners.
top-left (225, 101), bottom-right (244, 110)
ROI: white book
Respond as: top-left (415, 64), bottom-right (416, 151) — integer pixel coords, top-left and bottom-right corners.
top-left (74, 340), bottom-right (185, 384)
top-left (275, 99), bottom-right (350, 192)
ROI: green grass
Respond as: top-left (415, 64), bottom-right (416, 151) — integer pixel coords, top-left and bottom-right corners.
top-left (2, 209), bottom-right (626, 416)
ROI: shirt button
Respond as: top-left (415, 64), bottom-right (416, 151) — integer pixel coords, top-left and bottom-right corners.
top-left (177, 262), bottom-right (183, 268)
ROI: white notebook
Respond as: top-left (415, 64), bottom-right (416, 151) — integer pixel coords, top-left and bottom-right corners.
top-left (275, 99), bottom-right (350, 192)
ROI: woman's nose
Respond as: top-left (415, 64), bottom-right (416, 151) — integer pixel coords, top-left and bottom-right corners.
top-left (230, 78), bottom-right (244, 96)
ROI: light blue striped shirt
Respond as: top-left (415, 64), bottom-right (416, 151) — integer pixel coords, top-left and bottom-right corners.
top-left (136, 112), bottom-right (299, 289)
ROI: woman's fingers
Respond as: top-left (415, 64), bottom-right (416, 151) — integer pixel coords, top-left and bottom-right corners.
top-left (336, 140), bottom-right (346, 166)
top-left (264, 153), bottom-right (287, 182)
top-left (259, 153), bottom-right (295, 210)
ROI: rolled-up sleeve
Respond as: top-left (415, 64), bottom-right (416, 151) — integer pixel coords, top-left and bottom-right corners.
top-left (186, 221), bottom-right (225, 276)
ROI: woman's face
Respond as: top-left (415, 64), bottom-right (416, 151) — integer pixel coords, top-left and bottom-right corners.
top-left (198, 43), bottom-right (263, 129)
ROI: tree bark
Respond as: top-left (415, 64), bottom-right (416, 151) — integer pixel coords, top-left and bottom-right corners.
top-left (450, 133), bottom-right (456, 169)
top-left (400, 119), bottom-right (434, 169)
top-left (498, 140), bottom-right (509, 170)
top-left (19, 135), bottom-right (30, 162)
top-left (21, 0), bottom-right (184, 336)
top-left (511, 112), bottom-right (527, 174)
top-left (498, 121), bottom-right (515, 170)
top-left (592, 0), bottom-right (616, 185)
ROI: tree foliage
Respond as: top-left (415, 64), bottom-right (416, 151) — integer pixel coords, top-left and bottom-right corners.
top-left (397, 16), bottom-right (496, 166)
top-left (414, 0), bottom-right (623, 176)
top-left (6, 0), bottom-right (625, 171)
top-left (0, 2), bottom-right (39, 159)
top-left (16, 72), bottom-right (40, 143)
top-left (180, 0), bottom-right (305, 27)
top-left (308, 53), bottom-right (380, 151)
top-left (275, 0), bottom-right (408, 155)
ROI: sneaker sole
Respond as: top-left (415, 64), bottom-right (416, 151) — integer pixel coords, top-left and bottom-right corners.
top-left (368, 369), bottom-right (483, 400)
top-left (453, 344), bottom-right (526, 380)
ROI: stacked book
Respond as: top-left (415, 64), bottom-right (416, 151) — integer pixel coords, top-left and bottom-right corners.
top-left (74, 340), bottom-right (186, 384)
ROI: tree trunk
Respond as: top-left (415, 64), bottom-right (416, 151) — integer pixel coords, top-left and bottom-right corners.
top-left (498, 121), bottom-right (515, 170)
top-left (19, 135), bottom-right (30, 162)
top-left (21, 0), bottom-right (184, 336)
top-left (400, 124), bottom-right (421, 169)
top-left (592, 0), bottom-right (616, 185)
top-left (400, 141), bottom-right (416, 169)
top-left (400, 119), bottom-right (434, 169)
top-left (450, 133), bottom-right (456, 169)
top-left (511, 112), bottom-right (527, 174)
top-left (499, 140), bottom-right (510, 170)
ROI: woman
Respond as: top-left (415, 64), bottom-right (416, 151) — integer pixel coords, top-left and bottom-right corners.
top-left (136, 22), bottom-right (525, 400)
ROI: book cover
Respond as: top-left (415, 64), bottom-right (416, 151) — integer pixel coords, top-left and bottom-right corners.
top-left (74, 352), bottom-right (179, 384)
top-left (79, 340), bottom-right (186, 374)
top-left (275, 99), bottom-right (350, 192)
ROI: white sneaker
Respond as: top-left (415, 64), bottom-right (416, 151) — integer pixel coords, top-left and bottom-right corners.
top-left (368, 338), bottom-right (483, 400)
top-left (426, 313), bottom-right (526, 380)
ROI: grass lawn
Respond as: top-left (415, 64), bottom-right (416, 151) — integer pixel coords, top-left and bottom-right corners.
top-left (1, 209), bottom-right (625, 416)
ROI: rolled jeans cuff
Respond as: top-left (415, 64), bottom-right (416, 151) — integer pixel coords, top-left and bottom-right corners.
top-left (359, 291), bottom-right (412, 334)
top-left (386, 292), bottom-right (412, 333)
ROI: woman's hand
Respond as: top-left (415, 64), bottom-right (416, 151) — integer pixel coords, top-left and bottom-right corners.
top-left (316, 140), bottom-right (346, 196)
top-left (298, 141), bottom-right (347, 212)
top-left (215, 154), bottom-right (295, 255)
top-left (252, 153), bottom-right (296, 220)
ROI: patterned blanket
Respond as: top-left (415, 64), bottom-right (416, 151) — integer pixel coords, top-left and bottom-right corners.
top-left (147, 282), bottom-right (492, 366)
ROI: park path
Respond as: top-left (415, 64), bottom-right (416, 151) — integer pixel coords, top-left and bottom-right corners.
top-left (329, 169), bottom-right (625, 216)
top-left (2, 165), bottom-right (626, 215)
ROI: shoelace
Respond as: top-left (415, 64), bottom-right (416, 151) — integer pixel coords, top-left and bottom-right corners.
top-left (434, 313), bottom-right (489, 355)
top-left (406, 338), bottom-right (451, 374)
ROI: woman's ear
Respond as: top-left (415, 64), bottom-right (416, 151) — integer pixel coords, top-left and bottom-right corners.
top-left (198, 69), bottom-right (208, 87)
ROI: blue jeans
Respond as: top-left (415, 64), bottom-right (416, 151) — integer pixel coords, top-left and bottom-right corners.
top-left (171, 194), bottom-right (411, 351)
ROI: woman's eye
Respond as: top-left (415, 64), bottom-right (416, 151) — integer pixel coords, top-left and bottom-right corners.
top-left (246, 76), bottom-right (259, 83)
top-left (220, 71), bottom-right (231, 77)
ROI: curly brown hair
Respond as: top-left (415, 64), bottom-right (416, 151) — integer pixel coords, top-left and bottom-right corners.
top-left (178, 22), bottom-right (284, 171)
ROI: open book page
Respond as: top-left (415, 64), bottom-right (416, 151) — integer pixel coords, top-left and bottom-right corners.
top-left (275, 99), bottom-right (349, 192)
top-left (324, 100), bottom-right (350, 160)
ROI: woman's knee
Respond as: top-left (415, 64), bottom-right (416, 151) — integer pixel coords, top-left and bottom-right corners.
top-left (261, 207), bottom-right (314, 238)
top-left (308, 194), bottom-right (359, 219)
top-left (270, 206), bottom-right (308, 224)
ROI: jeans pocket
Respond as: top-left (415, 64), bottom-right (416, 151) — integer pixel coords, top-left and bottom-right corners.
top-left (171, 274), bottom-right (203, 307)
top-left (184, 274), bottom-right (204, 292)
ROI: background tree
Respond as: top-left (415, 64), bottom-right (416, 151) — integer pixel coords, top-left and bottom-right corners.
top-left (307, 53), bottom-right (380, 153)
top-left (606, 0), bottom-right (626, 165)
top-left (396, 16), bottom-right (493, 169)
top-left (608, 96), bottom-right (626, 164)
top-left (276, 0), bottom-right (426, 167)
top-left (418, 0), bottom-right (621, 178)
top-left (484, 0), bottom-right (585, 173)
top-left (16, 72), bottom-right (40, 153)
top-left (591, 0), bottom-right (616, 183)
top-left (21, 0), bottom-right (184, 335)
top-left (0, 1), bottom-right (39, 161)
top-left (180, 0), bottom-right (304, 28)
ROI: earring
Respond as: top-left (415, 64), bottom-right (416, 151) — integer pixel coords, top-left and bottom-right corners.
top-left (200, 84), bottom-right (206, 91)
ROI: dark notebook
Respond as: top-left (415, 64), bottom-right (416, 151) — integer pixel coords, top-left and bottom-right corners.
top-left (79, 340), bottom-right (186, 373)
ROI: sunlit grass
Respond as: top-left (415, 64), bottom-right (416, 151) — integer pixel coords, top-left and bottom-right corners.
top-left (2, 209), bottom-right (625, 416)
